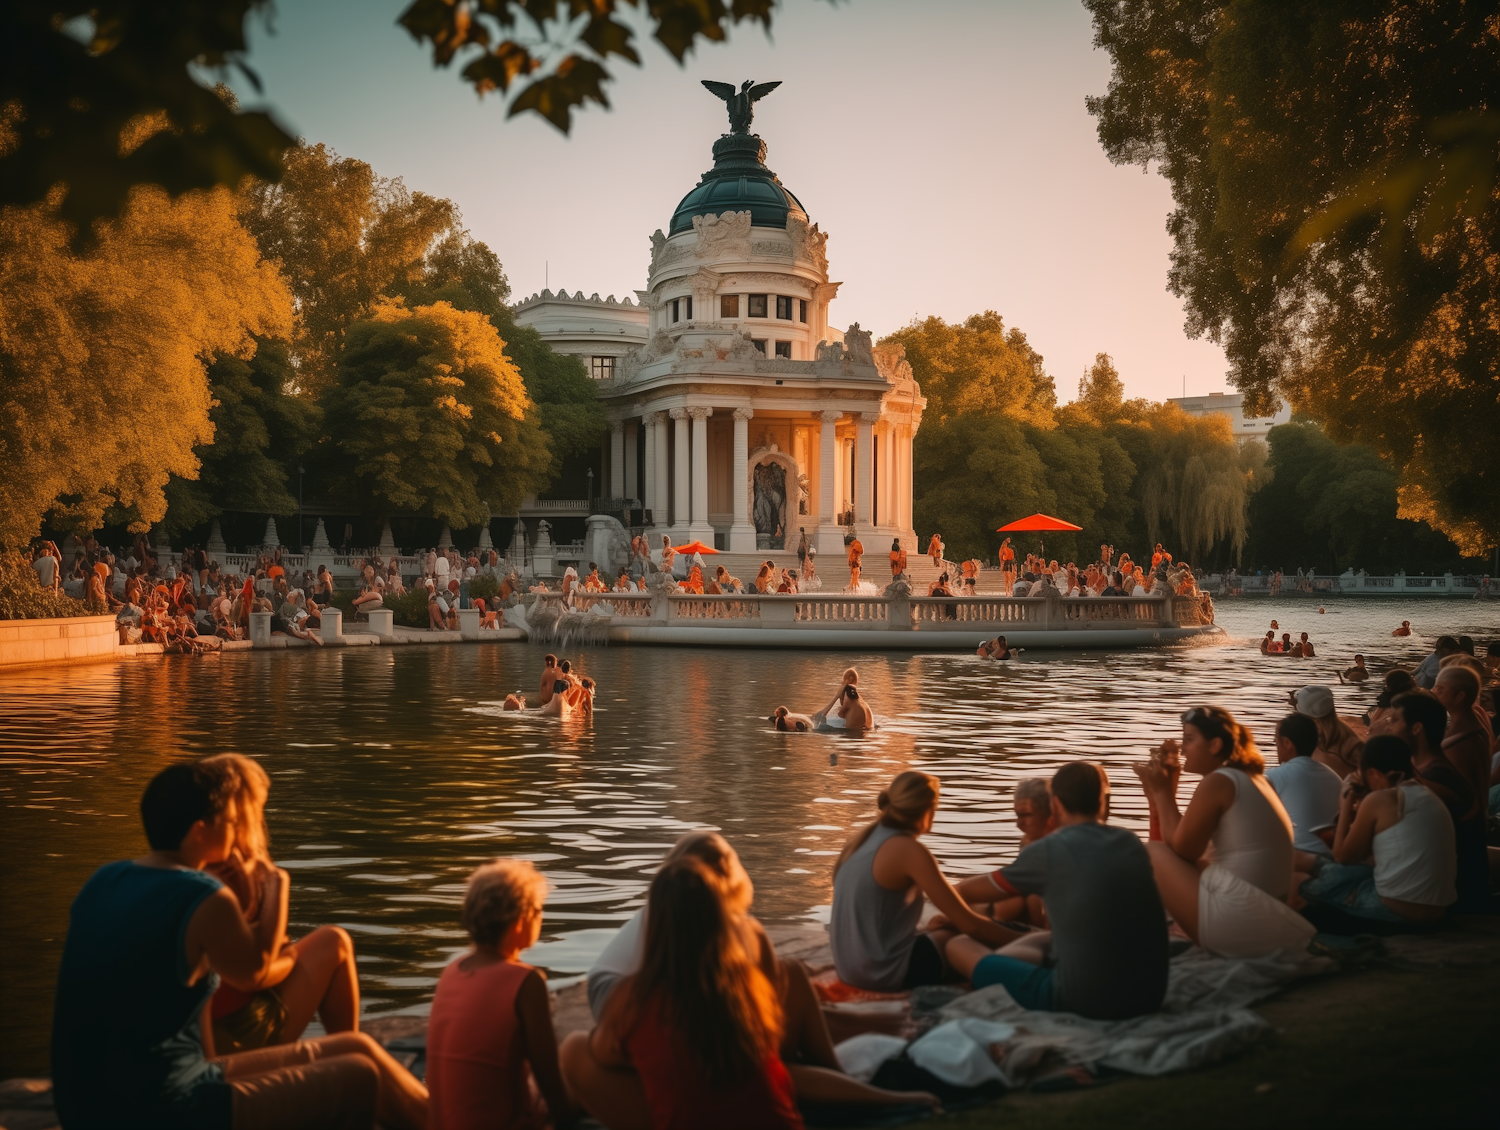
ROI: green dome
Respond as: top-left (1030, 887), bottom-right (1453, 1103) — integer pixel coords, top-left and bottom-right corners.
top-left (669, 134), bottom-right (808, 236)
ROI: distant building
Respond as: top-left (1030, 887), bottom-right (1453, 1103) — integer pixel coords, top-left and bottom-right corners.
top-left (1167, 391), bottom-right (1290, 446)
top-left (512, 290), bottom-right (648, 381)
top-left (512, 96), bottom-right (925, 554)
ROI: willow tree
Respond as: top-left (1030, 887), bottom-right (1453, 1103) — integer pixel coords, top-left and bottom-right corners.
top-left (0, 184), bottom-right (291, 544)
top-left (1114, 405), bottom-right (1262, 565)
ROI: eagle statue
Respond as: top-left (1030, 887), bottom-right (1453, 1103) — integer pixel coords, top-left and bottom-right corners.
top-left (701, 79), bottom-right (782, 135)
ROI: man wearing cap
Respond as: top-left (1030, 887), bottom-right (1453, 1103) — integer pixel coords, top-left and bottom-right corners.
top-left (1292, 685), bottom-right (1365, 778)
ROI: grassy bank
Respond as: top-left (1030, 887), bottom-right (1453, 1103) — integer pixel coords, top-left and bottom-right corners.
top-left (937, 953), bottom-right (1495, 1129)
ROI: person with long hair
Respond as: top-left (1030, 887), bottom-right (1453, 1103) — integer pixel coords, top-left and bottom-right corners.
top-left (830, 771), bottom-right (1019, 991)
top-left (578, 833), bottom-right (937, 1123)
top-left (201, 754), bottom-right (363, 1055)
top-left (564, 856), bottom-right (802, 1129)
top-left (1134, 707), bottom-right (1315, 958)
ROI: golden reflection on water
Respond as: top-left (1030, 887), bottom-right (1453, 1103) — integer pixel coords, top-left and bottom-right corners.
top-left (1, 598), bottom-right (1493, 1074)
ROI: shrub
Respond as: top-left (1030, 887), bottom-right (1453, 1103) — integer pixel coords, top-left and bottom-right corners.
top-left (385, 588), bottom-right (431, 627)
top-left (0, 551), bottom-right (98, 620)
top-left (468, 573), bottom-right (499, 602)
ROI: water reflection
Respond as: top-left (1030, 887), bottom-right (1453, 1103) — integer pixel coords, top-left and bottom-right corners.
top-left (1, 599), bottom-right (1493, 1074)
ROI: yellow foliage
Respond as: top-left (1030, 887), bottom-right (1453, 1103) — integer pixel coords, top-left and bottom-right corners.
top-left (0, 185), bottom-right (292, 544)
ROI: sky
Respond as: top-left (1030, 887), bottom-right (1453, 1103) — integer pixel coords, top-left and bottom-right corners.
top-left (228, 0), bottom-right (1231, 403)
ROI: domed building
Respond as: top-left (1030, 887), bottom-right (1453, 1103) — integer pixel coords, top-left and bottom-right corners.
top-left (515, 87), bottom-right (924, 561)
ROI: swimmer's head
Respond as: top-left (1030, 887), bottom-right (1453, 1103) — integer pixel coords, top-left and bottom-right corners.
top-left (560, 659), bottom-right (572, 673)
top-left (581, 677), bottom-right (595, 691)
top-left (544, 653), bottom-right (557, 666)
top-left (772, 706), bottom-right (788, 721)
top-left (844, 687), bottom-right (859, 701)
top-left (843, 668), bottom-right (859, 685)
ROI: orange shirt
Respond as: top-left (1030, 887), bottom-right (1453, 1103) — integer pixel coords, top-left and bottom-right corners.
top-left (928, 535), bottom-right (941, 557)
top-left (1000, 545), bottom-right (1014, 563)
top-left (847, 539), bottom-right (864, 565)
top-left (268, 564), bottom-right (285, 579)
top-left (891, 550), bottom-right (907, 575)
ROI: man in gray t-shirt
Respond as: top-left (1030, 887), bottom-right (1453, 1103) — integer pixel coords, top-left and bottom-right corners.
top-left (947, 762), bottom-right (1168, 1019)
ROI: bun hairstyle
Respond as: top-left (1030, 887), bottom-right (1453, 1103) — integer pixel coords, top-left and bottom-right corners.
top-left (1181, 705), bottom-right (1265, 774)
top-left (835, 770), bottom-right (940, 877)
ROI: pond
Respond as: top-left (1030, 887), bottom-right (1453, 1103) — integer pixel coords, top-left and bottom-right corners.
top-left (1, 597), bottom-right (1494, 1075)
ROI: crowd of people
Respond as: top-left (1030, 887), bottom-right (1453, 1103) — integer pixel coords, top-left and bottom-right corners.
top-left (65, 652), bottom-right (1493, 1128)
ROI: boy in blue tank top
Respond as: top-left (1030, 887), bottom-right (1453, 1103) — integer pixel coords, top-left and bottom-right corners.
top-left (51, 760), bottom-right (427, 1130)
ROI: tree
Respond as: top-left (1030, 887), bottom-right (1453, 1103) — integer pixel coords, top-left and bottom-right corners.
top-left (1076, 352), bottom-right (1125, 422)
top-left (1, 2), bottom-right (295, 236)
top-left (163, 337), bottom-right (322, 536)
top-left (3, 0), bottom-right (789, 232)
top-left (882, 312), bottom-right (1056, 427)
top-left (1243, 421), bottom-right (1469, 573)
top-left (0, 184), bottom-right (291, 545)
top-left (243, 143), bottom-right (459, 392)
top-left (325, 300), bottom-right (552, 526)
top-left (1109, 404), bottom-right (1261, 566)
top-left (1084, 0), bottom-right (1499, 553)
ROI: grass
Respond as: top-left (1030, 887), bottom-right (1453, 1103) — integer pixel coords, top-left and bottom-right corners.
top-left (932, 957), bottom-right (1495, 1129)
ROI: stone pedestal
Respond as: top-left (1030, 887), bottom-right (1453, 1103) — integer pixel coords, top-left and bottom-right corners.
top-left (205, 520), bottom-right (227, 564)
top-left (533, 521), bottom-right (555, 578)
top-left (319, 607), bottom-right (343, 643)
top-left (248, 611), bottom-right (272, 647)
top-left (262, 517), bottom-right (281, 548)
top-left (456, 607), bottom-right (481, 640)
top-left (378, 519), bottom-right (397, 557)
top-left (438, 524), bottom-right (453, 550)
top-left (367, 609), bottom-right (394, 639)
top-left (308, 518), bottom-right (336, 572)
top-left (478, 523), bottom-right (494, 550)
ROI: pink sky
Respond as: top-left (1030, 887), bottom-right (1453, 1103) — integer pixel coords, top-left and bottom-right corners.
top-left (231, 0), bottom-right (1231, 403)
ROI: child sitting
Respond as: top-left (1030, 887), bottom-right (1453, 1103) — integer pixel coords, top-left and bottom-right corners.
top-left (426, 860), bottom-right (577, 1130)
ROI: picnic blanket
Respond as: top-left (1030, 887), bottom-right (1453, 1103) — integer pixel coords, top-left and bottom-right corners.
top-left (835, 944), bottom-right (1334, 1089)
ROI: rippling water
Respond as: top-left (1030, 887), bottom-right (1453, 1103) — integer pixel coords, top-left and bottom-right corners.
top-left (2, 598), bottom-right (1494, 1074)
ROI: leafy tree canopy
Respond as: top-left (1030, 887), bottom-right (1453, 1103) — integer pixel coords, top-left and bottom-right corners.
top-left (1244, 421), bottom-right (1471, 574)
top-left (882, 312), bottom-right (1056, 427)
top-left (2, 1), bottom-right (791, 233)
top-left (243, 142), bottom-right (462, 392)
top-left (0, 184), bottom-right (291, 545)
top-left (325, 300), bottom-right (552, 526)
top-left (163, 337), bottom-right (322, 536)
top-left (1084, 0), bottom-right (1499, 553)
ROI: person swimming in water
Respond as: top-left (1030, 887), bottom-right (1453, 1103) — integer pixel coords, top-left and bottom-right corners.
top-left (502, 694), bottom-right (527, 711)
top-left (769, 707), bottom-right (816, 732)
top-left (1392, 620), bottom-right (1412, 636)
top-left (1339, 655), bottom-right (1370, 683)
top-left (812, 668), bottom-right (865, 730)
top-left (977, 635), bottom-right (1022, 660)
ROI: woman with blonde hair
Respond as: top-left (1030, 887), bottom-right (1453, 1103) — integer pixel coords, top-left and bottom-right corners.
top-left (1134, 707), bottom-right (1315, 958)
top-left (830, 771), bottom-right (1020, 991)
top-left (202, 753), bottom-right (364, 1054)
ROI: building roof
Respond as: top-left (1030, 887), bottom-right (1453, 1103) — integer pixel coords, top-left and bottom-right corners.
top-left (669, 133), bottom-right (808, 236)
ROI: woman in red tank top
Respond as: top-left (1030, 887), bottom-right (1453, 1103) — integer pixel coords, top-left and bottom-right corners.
top-left (565, 857), bottom-right (803, 1130)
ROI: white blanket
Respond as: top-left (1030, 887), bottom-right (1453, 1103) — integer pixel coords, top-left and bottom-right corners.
top-left (849, 945), bottom-right (1334, 1089)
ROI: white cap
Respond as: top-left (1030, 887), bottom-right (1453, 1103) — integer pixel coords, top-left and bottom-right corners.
top-left (1296, 685), bottom-right (1335, 718)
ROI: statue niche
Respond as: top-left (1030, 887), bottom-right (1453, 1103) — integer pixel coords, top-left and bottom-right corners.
top-left (752, 461), bottom-right (787, 550)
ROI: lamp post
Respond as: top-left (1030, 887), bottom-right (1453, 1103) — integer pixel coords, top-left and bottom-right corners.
top-left (298, 465), bottom-right (305, 553)
top-left (587, 467), bottom-right (594, 512)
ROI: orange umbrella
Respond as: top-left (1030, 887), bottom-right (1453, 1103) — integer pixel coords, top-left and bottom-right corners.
top-left (995, 513), bottom-right (1082, 556)
top-left (670, 540), bottom-right (720, 556)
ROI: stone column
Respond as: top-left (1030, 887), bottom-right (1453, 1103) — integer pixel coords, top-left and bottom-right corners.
top-left (730, 407), bottom-right (756, 552)
top-left (816, 410), bottom-right (844, 559)
top-left (670, 408), bottom-right (690, 533)
top-left (609, 420), bottom-right (625, 502)
top-left (855, 412), bottom-right (876, 531)
top-left (688, 406), bottom-right (714, 542)
top-left (642, 414), bottom-right (658, 516)
top-left (624, 421), bottom-right (638, 502)
top-left (652, 412), bottom-right (671, 533)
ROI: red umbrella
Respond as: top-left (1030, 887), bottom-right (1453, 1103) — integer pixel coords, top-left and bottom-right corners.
top-left (995, 513), bottom-right (1082, 556)
top-left (670, 540), bottom-right (720, 556)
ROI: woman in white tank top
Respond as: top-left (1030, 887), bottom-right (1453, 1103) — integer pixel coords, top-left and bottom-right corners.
top-left (1134, 706), bottom-right (1314, 959)
top-left (1295, 734), bottom-right (1456, 922)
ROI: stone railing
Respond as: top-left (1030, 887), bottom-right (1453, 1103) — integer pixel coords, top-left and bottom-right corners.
top-left (527, 589), bottom-right (1202, 633)
top-left (1205, 572), bottom-right (1484, 596)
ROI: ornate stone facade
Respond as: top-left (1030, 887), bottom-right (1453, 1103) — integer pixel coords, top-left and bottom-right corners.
top-left (518, 104), bottom-right (925, 555)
